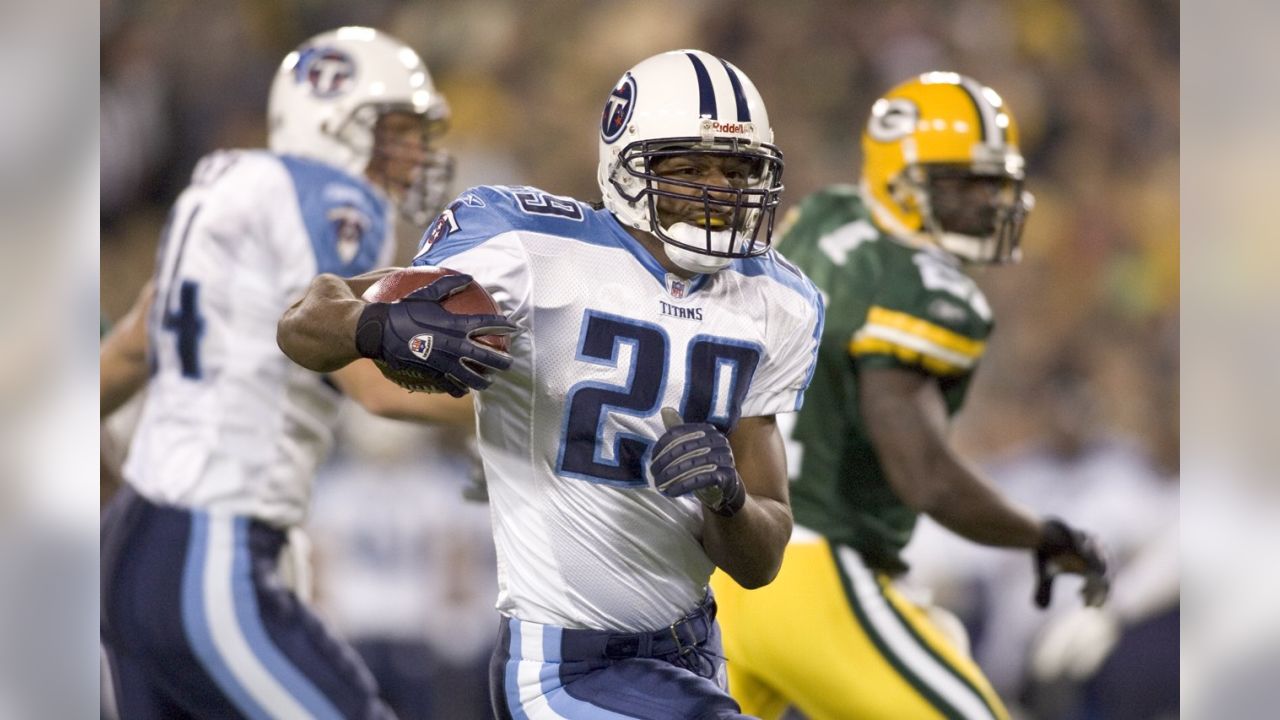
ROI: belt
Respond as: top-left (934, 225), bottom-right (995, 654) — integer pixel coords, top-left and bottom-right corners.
top-left (549, 593), bottom-right (718, 662)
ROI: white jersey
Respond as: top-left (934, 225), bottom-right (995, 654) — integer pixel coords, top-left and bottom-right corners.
top-left (125, 150), bottom-right (395, 527)
top-left (415, 185), bottom-right (823, 632)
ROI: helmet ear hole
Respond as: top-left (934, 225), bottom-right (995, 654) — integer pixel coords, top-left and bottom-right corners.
top-left (888, 174), bottom-right (918, 214)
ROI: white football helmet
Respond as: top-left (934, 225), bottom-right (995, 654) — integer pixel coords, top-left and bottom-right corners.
top-left (597, 50), bottom-right (784, 273)
top-left (268, 26), bottom-right (453, 226)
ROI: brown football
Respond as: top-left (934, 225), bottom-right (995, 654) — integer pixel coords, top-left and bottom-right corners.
top-left (361, 266), bottom-right (509, 353)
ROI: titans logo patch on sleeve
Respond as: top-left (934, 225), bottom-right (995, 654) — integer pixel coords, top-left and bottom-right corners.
top-left (327, 205), bottom-right (371, 264)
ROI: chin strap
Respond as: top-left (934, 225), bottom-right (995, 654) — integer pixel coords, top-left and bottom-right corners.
top-left (661, 222), bottom-right (734, 274)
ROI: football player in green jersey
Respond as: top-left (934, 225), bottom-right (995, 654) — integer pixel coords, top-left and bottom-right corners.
top-left (710, 72), bottom-right (1110, 720)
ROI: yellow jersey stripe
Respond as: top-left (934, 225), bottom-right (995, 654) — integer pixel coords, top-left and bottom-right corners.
top-left (848, 336), bottom-right (970, 376)
top-left (865, 306), bottom-right (985, 358)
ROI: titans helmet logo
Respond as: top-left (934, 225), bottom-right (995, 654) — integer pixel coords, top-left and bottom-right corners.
top-left (295, 47), bottom-right (356, 98)
top-left (601, 73), bottom-right (637, 144)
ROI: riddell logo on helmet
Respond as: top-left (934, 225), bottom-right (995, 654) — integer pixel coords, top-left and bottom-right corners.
top-left (703, 120), bottom-right (754, 136)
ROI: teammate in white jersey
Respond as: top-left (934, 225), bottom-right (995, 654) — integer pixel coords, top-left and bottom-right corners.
top-left (278, 49), bottom-right (825, 719)
top-left (99, 27), bottom-right (487, 719)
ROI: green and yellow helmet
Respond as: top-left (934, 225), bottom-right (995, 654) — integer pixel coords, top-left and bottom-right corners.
top-left (860, 72), bottom-right (1034, 263)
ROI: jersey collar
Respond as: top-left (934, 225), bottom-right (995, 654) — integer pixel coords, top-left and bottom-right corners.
top-left (599, 210), bottom-right (711, 296)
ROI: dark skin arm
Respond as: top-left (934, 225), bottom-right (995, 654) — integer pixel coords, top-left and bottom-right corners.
top-left (276, 270), bottom-right (396, 373)
top-left (860, 365), bottom-right (1042, 548)
top-left (701, 415), bottom-right (793, 588)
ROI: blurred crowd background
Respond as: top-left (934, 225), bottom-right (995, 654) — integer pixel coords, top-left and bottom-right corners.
top-left (100, 1), bottom-right (1179, 718)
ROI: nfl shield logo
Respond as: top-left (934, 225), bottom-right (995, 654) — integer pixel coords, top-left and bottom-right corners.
top-left (665, 274), bottom-right (687, 299)
top-left (408, 334), bottom-right (433, 360)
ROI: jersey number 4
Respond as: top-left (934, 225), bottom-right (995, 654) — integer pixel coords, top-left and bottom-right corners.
top-left (150, 202), bottom-right (206, 379)
top-left (556, 310), bottom-right (761, 488)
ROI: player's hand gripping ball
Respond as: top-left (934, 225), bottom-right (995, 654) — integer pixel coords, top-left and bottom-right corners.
top-left (356, 266), bottom-right (517, 396)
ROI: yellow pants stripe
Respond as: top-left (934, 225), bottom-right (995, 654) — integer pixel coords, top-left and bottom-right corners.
top-left (877, 573), bottom-right (1008, 718)
top-left (830, 545), bottom-right (966, 718)
top-left (832, 544), bottom-right (1008, 720)
top-left (712, 537), bottom-right (1010, 720)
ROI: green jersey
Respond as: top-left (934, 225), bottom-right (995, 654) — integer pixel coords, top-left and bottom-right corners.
top-left (778, 186), bottom-right (994, 573)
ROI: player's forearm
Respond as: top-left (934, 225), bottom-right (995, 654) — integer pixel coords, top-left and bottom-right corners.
top-left (277, 274), bottom-right (365, 373)
top-left (876, 416), bottom-right (1041, 546)
top-left (701, 493), bottom-right (793, 588)
top-left (100, 350), bottom-right (149, 417)
top-left (864, 366), bottom-right (1043, 548)
top-left (699, 415), bottom-right (794, 587)
top-left (331, 360), bottom-right (476, 427)
top-left (101, 280), bottom-right (155, 417)
top-left (344, 267), bottom-right (400, 297)
top-left (913, 457), bottom-right (1043, 548)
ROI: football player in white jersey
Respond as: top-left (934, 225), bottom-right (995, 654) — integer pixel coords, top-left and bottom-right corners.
top-left (99, 27), bottom-right (504, 719)
top-left (278, 49), bottom-right (824, 719)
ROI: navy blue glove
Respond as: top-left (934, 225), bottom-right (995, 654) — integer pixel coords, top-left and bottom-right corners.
top-left (650, 408), bottom-right (746, 517)
top-left (1033, 517), bottom-right (1110, 609)
top-left (354, 273), bottom-right (517, 397)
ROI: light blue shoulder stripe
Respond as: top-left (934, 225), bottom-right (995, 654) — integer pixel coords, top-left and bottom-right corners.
top-left (416, 186), bottom-right (696, 291)
top-left (725, 249), bottom-right (822, 306)
top-left (419, 185), bottom-right (595, 266)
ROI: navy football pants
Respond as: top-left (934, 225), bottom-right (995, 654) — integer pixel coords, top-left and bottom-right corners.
top-left (101, 487), bottom-right (393, 719)
top-left (490, 594), bottom-right (751, 719)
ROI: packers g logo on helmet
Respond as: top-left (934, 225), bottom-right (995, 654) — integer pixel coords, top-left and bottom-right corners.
top-left (860, 72), bottom-right (1034, 264)
top-left (866, 98), bottom-right (918, 143)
